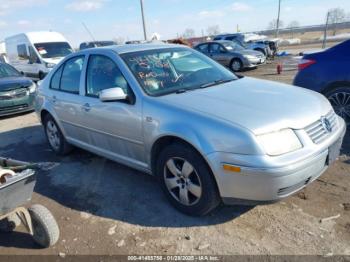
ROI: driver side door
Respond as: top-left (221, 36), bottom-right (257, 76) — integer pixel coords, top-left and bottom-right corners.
top-left (209, 43), bottom-right (229, 66)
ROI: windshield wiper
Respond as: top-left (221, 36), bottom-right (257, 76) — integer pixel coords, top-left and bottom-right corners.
top-left (199, 78), bottom-right (235, 89)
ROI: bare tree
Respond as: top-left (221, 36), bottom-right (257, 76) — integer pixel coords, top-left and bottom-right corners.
top-left (287, 21), bottom-right (300, 38)
top-left (182, 28), bottom-right (195, 39)
top-left (206, 25), bottom-right (220, 37)
top-left (267, 19), bottom-right (284, 31)
top-left (328, 8), bottom-right (346, 35)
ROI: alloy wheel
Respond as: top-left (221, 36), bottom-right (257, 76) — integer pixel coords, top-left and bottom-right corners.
top-left (328, 91), bottom-right (350, 125)
top-left (231, 60), bottom-right (241, 71)
top-left (163, 157), bottom-right (202, 206)
top-left (46, 120), bottom-right (61, 151)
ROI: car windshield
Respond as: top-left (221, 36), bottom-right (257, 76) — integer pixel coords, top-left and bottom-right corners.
top-left (121, 48), bottom-right (237, 96)
top-left (222, 42), bottom-right (245, 51)
top-left (0, 63), bottom-right (21, 78)
top-left (34, 42), bottom-right (73, 59)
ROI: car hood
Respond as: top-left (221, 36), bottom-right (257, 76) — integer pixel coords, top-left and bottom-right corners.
top-left (161, 77), bottom-right (331, 134)
top-left (0, 77), bottom-right (33, 92)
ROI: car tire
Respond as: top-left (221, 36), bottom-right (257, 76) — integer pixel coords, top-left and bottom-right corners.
top-left (28, 204), bottom-right (60, 248)
top-left (43, 114), bottom-right (73, 155)
top-left (324, 86), bottom-right (350, 126)
top-left (230, 58), bottom-right (243, 72)
top-left (156, 143), bottom-right (221, 216)
top-left (39, 72), bottom-right (45, 80)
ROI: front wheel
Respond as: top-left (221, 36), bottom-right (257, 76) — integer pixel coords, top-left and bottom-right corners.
top-left (156, 143), bottom-right (221, 216)
top-left (230, 59), bottom-right (243, 72)
top-left (325, 86), bottom-right (350, 126)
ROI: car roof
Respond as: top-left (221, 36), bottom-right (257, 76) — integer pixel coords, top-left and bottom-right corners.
top-left (196, 40), bottom-right (233, 45)
top-left (77, 43), bottom-right (183, 55)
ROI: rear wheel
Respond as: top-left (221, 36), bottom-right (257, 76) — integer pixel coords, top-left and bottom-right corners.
top-left (325, 86), bottom-right (350, 126)
top-left (230, 59), bottom-right (243, 72)
top-left (156, 143), bottom-right (221, 216)
top-left (43, 114), bottom-right (72, 155)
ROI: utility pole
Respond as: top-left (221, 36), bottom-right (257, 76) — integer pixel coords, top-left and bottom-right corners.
top-left (140, 0), bottom-right (147, 40)
top-left (322, 11), bottom-right (330, 49)
top-left (275, 0), bottom-right (281, 38)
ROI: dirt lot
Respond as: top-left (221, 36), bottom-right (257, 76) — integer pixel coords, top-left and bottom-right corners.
top-left (0, 56), bottom-right (349, 257)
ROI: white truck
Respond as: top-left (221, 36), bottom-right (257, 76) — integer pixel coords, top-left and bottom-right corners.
top-left (5, 31), bottom-right (73, 80)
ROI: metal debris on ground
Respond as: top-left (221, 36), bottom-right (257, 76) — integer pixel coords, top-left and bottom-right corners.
top-left (319, 214), bottom-right (341, 223)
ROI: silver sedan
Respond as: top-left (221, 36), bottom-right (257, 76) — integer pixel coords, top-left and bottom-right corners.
top-left (194, 40), bottom-right (265, 71)
top-left (35, 44), bottom-right (346, 216)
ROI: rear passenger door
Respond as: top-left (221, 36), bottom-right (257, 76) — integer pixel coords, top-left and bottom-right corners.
top-left (49, 55), bottom-right (86, 141)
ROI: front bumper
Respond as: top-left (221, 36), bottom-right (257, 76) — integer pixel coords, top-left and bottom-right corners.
top-left (206, 117), bottom-right (346, 204)
top-left (0, 93), bottom-right (35, 117)
top-left (243, 57), bottom-right (266, 68)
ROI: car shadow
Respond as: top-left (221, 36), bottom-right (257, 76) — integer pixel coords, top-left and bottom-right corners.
top-left (0, 125), bottom-right (253, 230)
top-left (0, 231), bottom-right (42, 249)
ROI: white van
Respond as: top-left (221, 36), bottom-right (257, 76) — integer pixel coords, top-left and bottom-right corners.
top-left (5, 31), bottom-right (73, 80)
top-left (0, 41), bottom-right (8, 63)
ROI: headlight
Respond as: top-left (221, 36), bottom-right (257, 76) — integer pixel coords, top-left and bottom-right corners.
top-left (244, 55), bottom-right (257, 60)
top-left (45, 62), bottom-right (55, 68)
top-left (256, 129), bottom-right (302, 156)
top-left (28, 83), bottom-right (37, 93)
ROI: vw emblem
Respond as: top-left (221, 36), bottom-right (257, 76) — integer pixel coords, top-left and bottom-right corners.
top-left (321, 116), bottom-right (332, 133)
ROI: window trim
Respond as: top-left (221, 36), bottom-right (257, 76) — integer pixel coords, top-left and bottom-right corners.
top-left (49, 55), bottom-right (85, 95)
top-left (84, 54), bottom-right (134, 103)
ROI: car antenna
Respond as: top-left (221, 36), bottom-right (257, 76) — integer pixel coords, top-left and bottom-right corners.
top-left (82, 22), bottom-right (97, 42)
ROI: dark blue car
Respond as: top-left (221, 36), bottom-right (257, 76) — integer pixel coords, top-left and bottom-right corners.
top-left (293, 40), bottom-right (350, 125)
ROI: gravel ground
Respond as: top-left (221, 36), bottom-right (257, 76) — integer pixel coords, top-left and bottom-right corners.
top-left (0, 57), bottom-right (349, 257)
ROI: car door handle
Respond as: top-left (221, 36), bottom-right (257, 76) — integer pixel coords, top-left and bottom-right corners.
top-left (51, 96), bottom-right (57, 103)
top-left (82, 103), bottom-right (91, 112)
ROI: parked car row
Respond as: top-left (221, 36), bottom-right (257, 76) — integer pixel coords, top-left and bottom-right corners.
top-left (194, 40), bottom-right (265, 72)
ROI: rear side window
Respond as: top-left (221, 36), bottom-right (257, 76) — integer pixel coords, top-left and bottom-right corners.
top-left (50, 66), bottom-right (63, 90)
top-left (60, 56), bottom-right (84, 93)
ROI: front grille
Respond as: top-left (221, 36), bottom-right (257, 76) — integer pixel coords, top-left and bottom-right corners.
top-left (304, 110), bottom-right (338, 144)
top-left (277, 177), bottom-right (311, 196)
top-left (0, 104), bottom-right (28, 112)
top-left (0, 88), bottom-right (28, 100)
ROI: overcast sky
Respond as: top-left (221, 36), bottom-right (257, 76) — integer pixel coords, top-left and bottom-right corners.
top-left (0, 0), bottom-right (349, 47)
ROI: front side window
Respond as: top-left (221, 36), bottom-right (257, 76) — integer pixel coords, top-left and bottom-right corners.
top-left (121, 48), bottom-right (237, 96)
top-left (17, 44), bottom-right (28, 60)
top-left (86, 55), bottom-right (130, 97)
top-left (196, 44), bottom-right (209, 52)
top-left (34, 42), bottom-right (73, 59)
top-left (210, 44), bottom-right (225, 53)
top-left (60, 56), bottom-right (84, 93)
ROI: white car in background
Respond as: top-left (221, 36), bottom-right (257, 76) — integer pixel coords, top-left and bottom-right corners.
top-left (5, 31), bottom-right (73, 80)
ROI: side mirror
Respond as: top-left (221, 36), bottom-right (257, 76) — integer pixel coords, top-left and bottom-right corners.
top-left (99, 87), bottom-right (127, 102)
